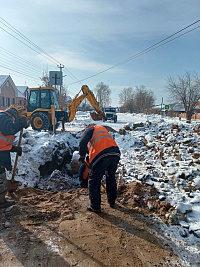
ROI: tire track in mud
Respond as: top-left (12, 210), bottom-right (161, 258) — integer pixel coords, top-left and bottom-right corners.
top-left (0, 187), bottom-right (182, 267)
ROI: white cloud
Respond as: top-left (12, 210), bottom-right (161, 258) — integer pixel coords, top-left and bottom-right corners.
top-left (36, 46), bottom-right (120, 74)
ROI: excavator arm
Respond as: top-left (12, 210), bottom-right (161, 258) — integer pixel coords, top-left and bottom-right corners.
top-left (67, 85), bottom-right (105, 122)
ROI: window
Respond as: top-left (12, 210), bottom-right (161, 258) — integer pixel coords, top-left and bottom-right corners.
top-left (105, 107), bottom-right (116, 112)
top-left (29, 91), bottom-right (40, 108)
top-left (50, 90), bottom-right (60, 109)
top-left (0, 97), bottom-right (5, 107)
top-left (6, 97), bottom-right (10, 107)
top-left (12, 98), bottom-right (15, 105)
top-left (19, 100), bottom-right (22, 105)
top-left (41, 90), bottom-right (51, 109)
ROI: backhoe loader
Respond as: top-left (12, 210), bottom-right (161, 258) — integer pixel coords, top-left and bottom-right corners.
top-left (67, 85), bottom-right (105, 122)
top-left (11, 85), bottom-right (105, 131)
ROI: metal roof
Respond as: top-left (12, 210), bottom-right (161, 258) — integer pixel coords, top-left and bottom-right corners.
top-left (0, 75), bottom-right (10, 87)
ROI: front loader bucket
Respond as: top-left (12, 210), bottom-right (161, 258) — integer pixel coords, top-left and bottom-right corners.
top-left (90, 112), bottom-right (105, 121)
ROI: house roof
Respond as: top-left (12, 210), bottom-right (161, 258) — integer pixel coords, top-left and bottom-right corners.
top-left (16, 86), bottom-right (28, 98)
top-left (0, 75), bottom-right (28, 98)
top-left (0, 75), bottom-right (10, 87)
top-left (0, 75), bottom-right (19, 96)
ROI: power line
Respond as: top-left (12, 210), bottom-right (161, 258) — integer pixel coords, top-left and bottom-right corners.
top-left (0, 63), bottom-right (41, 80)
top-left (0, 46), bottom-right (77, 87)
top-left (0, 47), bottom-right (44, 71)
top-left (0, 54), bottom-right (43, 77)
top-left (0, 17), bottom-right (81, 84)
top-left (0, 25), bottom-right (59, 65)
top-left (67, 20), bottom-right (200, 85)
top-left (0, 17), bottom-right (60, 65)
top-left (63, 68), bottom-right (83, 85)
top-left (0, 68), bottom-right (40, 84)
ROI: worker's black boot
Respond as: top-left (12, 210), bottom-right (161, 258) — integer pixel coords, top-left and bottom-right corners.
top-left (87, 205), bottom-right (101, 213)
top-left (0, 195), bottom-right (15, 209)
top-left (0, 199), bottom-right (15, 209)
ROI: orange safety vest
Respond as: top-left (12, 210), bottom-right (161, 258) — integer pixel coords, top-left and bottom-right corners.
top-left (88, 125), bottom-right (118, 163)
top-left (83, 164), bottom-right (90, 180)
top-left (0, 110), bottom-right (14, 151)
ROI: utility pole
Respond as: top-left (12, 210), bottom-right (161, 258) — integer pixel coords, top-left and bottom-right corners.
top-left (57, 64), bottom-right (64, 94)
top-left (161, 97), bottom-right (163, 110)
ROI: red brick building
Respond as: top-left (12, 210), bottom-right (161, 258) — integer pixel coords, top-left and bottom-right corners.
top-left (0, 75), bottom-right (27, 110)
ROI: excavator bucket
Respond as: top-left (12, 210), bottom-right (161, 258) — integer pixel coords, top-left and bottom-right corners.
top-left (90, 112), bottom-right (105, 121)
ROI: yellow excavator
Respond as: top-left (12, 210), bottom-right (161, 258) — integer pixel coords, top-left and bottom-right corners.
top-left (11, 85), bottom-right (105, 131)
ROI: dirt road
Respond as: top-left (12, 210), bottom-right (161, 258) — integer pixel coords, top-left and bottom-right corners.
top-left (0, 183), bottom-right (183, 267)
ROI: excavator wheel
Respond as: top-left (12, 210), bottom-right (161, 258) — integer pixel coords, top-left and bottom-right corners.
top-left (31, 112), bottom-right (50, 131)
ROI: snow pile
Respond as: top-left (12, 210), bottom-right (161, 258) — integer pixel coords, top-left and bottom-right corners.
top-left (6, 111), bottom-right (200, 265)
top-left (7, 128), bottom-right (80, 187)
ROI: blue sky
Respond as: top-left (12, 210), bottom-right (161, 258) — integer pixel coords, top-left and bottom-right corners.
top-left (0, 0), bottom-right (200, 106)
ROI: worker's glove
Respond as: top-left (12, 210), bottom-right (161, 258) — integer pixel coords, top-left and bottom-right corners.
top-left (17, 147), bottom-right (22, 156)
top-left (11, 146), bottom-right (22, 156)
top-left (80, 179), bottom-right (88, 188)
top-left (78, 156), bottom-right (85, 163)
top-left (18, 116), bottom-right (29, 129)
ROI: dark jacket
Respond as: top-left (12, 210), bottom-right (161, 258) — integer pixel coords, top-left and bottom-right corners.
top-left (0, 112), bottom-right (24, 170)
top-left (79, 126), bottom-right (120, 168)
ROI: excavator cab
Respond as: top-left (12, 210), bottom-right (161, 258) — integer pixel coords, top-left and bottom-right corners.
top-left (26, 87), bottom-right (68, 131)
top-left (27, 88), bottom-right (60, 111)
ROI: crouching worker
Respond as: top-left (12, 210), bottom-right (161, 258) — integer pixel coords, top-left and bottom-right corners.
top-left (79, 125), bottom-right (120, 213)
top-left (78, 156), bottom-right (89, 188)
top-left (0, 108), bottom-right (28, 208)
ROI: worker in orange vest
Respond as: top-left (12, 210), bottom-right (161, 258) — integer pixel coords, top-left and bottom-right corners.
top-left (79, 125), bottom-right (120, 213)
top-left (0, 108), bottom-right (28, 208)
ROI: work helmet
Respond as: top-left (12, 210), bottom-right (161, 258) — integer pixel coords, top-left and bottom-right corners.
top-left (5, 107), bottom-right (19, 120)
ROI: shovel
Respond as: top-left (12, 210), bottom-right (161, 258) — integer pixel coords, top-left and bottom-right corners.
top-left (7, 129), bottom-right (23, 193)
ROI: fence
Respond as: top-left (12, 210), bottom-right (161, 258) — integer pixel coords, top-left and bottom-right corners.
top-left (175, 113), bottom-right (200, 120)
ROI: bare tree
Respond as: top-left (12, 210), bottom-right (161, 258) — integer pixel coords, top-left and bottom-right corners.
top-left (119, 86), bottom-right (155, 113)
top-left (134, 86), bottom-right (155, 113)
top-left (167, 72), bottom-right (200, 122)
top-left (118, 87), bottom-right (134, 106)
top-left (57, 84), bottom-right (71, 109)
top-left (40, 71), bottom-right (50, 87)
top-left (94, 82), bottom-right (111, 107)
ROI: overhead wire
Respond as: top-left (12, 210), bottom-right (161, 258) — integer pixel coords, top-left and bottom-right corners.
top-left (0, 52), bottom-right (43, 76)
top-left (0, 68), bottom-right (40, 84)
top-left (0, 25), bottom-right (59, 65)
top-left (0, 46), bottom-right (44, 72)
top-left (0, 18), bottom-right (199, 90)
top-left (0, 63), bottom-right (41, 81)
top-left (0, 17), bottom-right (81, 84)
top-left (67, 20), bottom-right (200, 85)
top-left (0, 17), bottom-right (60, 65)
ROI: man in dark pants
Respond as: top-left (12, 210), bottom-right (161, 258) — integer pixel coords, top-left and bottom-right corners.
top-left (79, 125), bottom-right (120, 213)
top-left (0, 107), bottom-right (28, 208)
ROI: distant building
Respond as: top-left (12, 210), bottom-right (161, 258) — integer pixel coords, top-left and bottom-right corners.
top-left (170, 103), bottom-right (185, 113)
top-left (16, 86), bottom-right (29, 98)
top-left (0, 75), bottom-right (27, 110)
top-left (168, 103), bottom-right (200, 114)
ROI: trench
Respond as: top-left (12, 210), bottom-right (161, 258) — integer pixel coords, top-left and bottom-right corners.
top-left (36, 141), bottom-right (80, 192)
top-left (38, 146), bottom-right (73, 176)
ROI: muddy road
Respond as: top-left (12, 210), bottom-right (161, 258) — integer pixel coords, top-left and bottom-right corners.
top-left (0, 182), bottom-right (184, 267)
